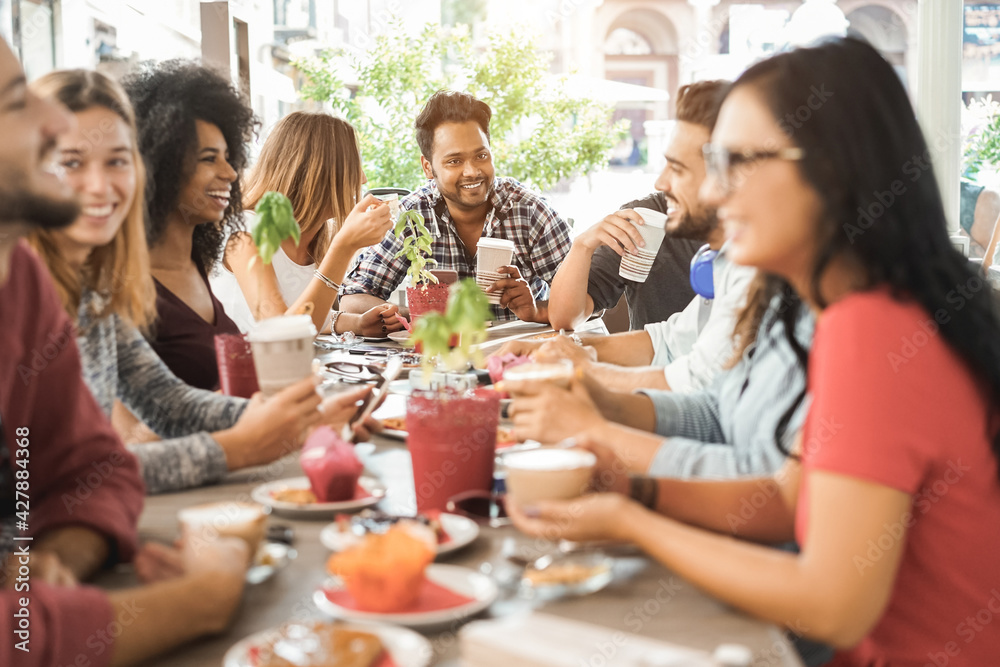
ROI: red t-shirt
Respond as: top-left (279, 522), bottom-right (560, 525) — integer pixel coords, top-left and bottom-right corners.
top-left (796, 290), bottom-right (1000, 667)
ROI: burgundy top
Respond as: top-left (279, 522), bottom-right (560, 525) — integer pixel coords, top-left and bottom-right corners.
top-left (1, 243), bottom-right (144, 667)
top-left (148, 261), bottom-right (241, 391)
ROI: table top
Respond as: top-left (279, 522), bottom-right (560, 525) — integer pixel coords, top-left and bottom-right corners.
top-left (106, 321), bottom-right (802, 667)
top-left (115, 449), bottom-right (802, 665)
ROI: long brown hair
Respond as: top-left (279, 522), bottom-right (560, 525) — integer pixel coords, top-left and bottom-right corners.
top-left (242, 112), bottom-right (364, 261)
top-left (27, 69), bottom-right (156, 332)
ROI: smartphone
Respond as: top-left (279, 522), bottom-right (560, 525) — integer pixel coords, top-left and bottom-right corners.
top-left (347, 356), bottom-right (404, 442)
top-left (347, 345), bottom-right (392, 356)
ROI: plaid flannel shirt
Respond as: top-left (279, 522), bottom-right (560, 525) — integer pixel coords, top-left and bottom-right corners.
top-left (342, 177), bottom-right (572, 322)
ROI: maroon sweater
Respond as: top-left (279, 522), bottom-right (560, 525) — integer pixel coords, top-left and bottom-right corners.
top-left (1, 243), bottom-right (144, 667)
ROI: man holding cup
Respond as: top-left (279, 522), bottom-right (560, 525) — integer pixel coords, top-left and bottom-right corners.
top-left (340, 91), bottom-right (572, 324)
top-left (500, 81), bottom-right (755, 394)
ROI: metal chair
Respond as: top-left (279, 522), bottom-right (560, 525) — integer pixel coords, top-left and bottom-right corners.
top-left (365, 187), bottom-right (411, 198)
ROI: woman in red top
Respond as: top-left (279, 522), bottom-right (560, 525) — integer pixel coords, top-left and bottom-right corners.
top-left (510, 38), bottom-right (1000, 666)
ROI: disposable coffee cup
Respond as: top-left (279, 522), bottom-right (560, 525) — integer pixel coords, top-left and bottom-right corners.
top-left (502, 360), bottom-right (574, 393)
top-left (178, 501), bottom-right (267, 555)
top-left (503, 447), bottom-right (597, 506)
top-left (376, 193), bottom-right (401, 220)
top-left (618, 206), bottom-right (668, 283)
top-left (477, 238), bottom-right (515, 304)
top-left (477, 237), bottom-right (515, 273)
top-left (247, 314), bottom-right (317, 396)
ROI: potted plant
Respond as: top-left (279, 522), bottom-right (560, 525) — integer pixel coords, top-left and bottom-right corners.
top-left (394, 209), bottom-right (450, 320)
top-left (216, 192), bottom-right (313, 398)
top-left (405, 278), bottom-right (500, 513)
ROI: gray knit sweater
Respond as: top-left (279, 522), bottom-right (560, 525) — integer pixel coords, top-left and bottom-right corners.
top-left (640, 297), bottom-right (814, 479)
top-left (76, 290), bottom-right (248, 493)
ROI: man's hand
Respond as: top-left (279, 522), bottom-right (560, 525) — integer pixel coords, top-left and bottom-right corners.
top-left (33, 525), bottom-right (110, 582)
top-left (575, 209), bottom-right (646, 256)
top-left (3, 549), bottom-right (78, 588)
top-left (505, 377), bottom-right (606, 444)
top-left (489, 265), bottom-right (544, 322)
top-left (533, 335), bottom-right (597, 366)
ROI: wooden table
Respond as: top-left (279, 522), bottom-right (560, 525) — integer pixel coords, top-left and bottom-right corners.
top-left (109, 322), bottom-right (803, 666)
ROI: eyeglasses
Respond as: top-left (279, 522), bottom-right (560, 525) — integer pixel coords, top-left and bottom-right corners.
top-left (702, 144), bottom-right (805, 193)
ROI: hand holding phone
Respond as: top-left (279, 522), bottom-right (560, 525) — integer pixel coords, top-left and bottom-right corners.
top-left (344, 356), bottom-right (404, 443)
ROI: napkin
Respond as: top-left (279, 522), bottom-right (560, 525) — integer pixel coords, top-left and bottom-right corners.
top-left (460, 612), bottom-right (717, 667)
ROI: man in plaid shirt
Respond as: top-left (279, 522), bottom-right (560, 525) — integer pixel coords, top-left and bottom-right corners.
top-left (340, 91), bottom-right (571, 324)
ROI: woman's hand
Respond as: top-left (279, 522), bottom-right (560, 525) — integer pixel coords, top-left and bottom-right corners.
top-left (317, 385), bottom-right (371, 429)
top-left (354, 303), bottom-right (405, 337)
top-left (508, 493), bottom-right (635, 543)
top-left (505, 376), bottom-right (605, 444)
top-left (216, 375), bottom-right (324, 470)
top-left (335, 194), bottom-right (393, 252)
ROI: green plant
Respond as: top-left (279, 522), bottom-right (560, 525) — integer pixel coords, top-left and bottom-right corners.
top-left (295, 21), bottom-right (628, 192)
top-left (394, 209), bottom-right (438, 287)
top-left (963, 96), bottom-right (1000, 180)
top-left (251, 191), bottom-right (300, 265)
top-left (410, 278), bottom-right (491, 374)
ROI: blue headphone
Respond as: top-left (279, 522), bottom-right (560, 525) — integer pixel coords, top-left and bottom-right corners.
top-left (689, 244), bottom-right (717, 299)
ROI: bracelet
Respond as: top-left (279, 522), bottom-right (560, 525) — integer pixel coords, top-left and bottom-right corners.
top-left (314, 270), bottom-right (341, 292)
top-left (329, 310), bottom-right (342, 334)
top-left (628, 475), bottom-right (659, 510)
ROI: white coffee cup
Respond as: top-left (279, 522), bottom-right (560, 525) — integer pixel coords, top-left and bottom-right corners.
top-left (503, 447), bottom-right (597, 505)
top-left (618, 207), bottom-right (668, 283)
top-left (247, 314), bottom-right (317, 396)
top-left (477, 238), bottom-right (516, 304)
top-left (178, 501), bottom-right (267, 554)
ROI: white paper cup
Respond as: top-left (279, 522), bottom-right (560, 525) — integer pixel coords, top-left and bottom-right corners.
top-left (477, 269), bottom-right (505, 304)
top-left (247, 314), bottom-right (317, 396)
top-left (178, 501), bottom-right (267, 554)
top-left (618, 207), bottom-right (668, 283)
top-left (477, 238), bottom-right (515, 274)
top-left (503, 447), bottom-right (597, 505)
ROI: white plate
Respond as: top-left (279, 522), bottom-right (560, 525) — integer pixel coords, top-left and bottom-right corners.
top-left (251, 476), bottom-right (385, 519)
top-left (314, 564), bottom-right (498, 629)
top-left (387, 330), bottom-right (411, 343)
top-left (320, 512), bottom-right (479, 557)
top-left (223, 620), bottom-right (432, 667)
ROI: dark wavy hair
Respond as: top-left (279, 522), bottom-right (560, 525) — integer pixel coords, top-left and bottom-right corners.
top-left (122, 60), bottom-right (257, 271)
top-left (415, 90), bottom-right (492, 161)
top-left (731, 37), bottom-right (1000, 475)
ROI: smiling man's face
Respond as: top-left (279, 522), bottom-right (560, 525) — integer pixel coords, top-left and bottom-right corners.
top-left (0, 40), bottom-right (78, 229)
top-left (421, 120), bottom-right (495, 214)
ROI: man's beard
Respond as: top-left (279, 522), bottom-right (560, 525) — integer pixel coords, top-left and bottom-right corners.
top-left (0, 172), bottom-right (79, 231)
top-left (668, 203), bottom-right (719, 241)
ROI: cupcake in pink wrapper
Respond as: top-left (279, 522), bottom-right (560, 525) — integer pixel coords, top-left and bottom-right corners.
top-left (300, 427), bottom-right (364, 502)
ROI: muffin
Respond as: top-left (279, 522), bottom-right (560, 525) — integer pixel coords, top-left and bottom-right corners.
top-left (327, 524), bottom-right (435, 612)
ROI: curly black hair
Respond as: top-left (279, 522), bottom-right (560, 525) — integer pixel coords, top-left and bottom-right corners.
top-left (122, 60), bottom-right (258, 271)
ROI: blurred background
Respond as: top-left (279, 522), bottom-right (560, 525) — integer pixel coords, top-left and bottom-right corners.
top-left (3, 0), bottom-right (997, 245)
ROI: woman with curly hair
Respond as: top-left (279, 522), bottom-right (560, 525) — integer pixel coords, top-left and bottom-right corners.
top-left (213, 111), bottom-right (405, 336)
top-left (27, 69), bottom-right (371, 494)
top-left (122, 59), bottom-right (254, 391)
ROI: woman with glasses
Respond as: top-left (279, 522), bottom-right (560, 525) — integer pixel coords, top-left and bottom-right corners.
top-left (511, 38), bottom-right (1000, 665)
